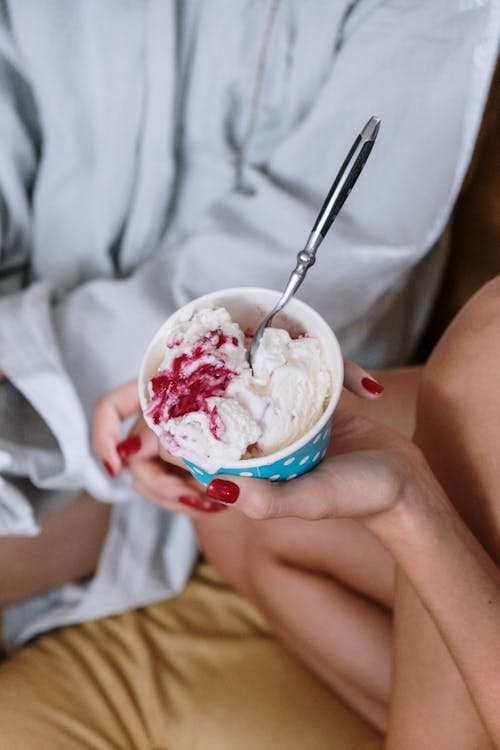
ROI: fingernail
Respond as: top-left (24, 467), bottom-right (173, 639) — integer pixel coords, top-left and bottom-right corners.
top-left (116, 435), bottom-right (142, 459)
top-left (361, 377), bottom-right (384, 396)
top-left (206, 478), bottom-right (240, 504)
top-left (103, 460), bottom-right (116, 478)
top-left (178, 494), bottom-right (227, 513)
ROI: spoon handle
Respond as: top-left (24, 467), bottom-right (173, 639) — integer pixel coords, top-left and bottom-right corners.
top-left (279, 116), bottom-right (381, 308)
top-left (310, 115), bottom-right (380, 247)
top-left (249, 116), bottom-right (380, 366)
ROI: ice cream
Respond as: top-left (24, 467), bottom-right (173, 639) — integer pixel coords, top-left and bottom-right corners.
top-left (144, 306), bottom-right (332, 472)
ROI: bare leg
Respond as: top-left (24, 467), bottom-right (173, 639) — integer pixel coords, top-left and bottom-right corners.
top-left (387, 277), bottom-right (500, 749)
top-left (0, 493), bottom-right (111, 607)
top-left (248, 553), bottom-right (391, 732)
top-left (198, 294), bottom-right (500, 743)
top-left (196, 510), bottom-right (393, 732)
top-left (196, 367), bottom-right (421, 732)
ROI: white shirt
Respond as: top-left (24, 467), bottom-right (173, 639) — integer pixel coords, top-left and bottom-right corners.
top-left (0, 0), bottom-right (498, 648)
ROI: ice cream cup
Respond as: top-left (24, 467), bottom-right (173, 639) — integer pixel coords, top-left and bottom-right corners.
top-left (139, 287), bottom-right (344, 485)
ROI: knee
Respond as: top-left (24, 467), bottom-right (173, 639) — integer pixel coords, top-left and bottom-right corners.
top-left (477, 274), bottom-right (500, 302)
top-left (454, 275), bottom-right (500, 341)
top-left (422, 275), bottom-right (500, 400)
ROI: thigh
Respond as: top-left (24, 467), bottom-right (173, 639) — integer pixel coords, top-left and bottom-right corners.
top-left (196, 509), bottom-right (394, 609)
top-left (387, 277), bottom-right (500, 748)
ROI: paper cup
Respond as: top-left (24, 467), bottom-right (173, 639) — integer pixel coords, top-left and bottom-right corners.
top-left (139, 287), bottom-right (343, 485)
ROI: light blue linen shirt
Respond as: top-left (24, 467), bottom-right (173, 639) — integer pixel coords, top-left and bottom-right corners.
top-left (0, 0), bottom-right (498, 648)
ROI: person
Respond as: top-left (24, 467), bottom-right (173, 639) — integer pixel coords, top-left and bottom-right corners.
top-left (93, 275), bottom-right (500, 748)
top-left (0, 1), bottom-right (498, 741)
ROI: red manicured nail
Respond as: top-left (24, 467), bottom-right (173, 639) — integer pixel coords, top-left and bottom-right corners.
top-left (116, 435), bottom-right (142, 459)
top-left (206, 479), bottom-right (240, 504)
top-left (361, 377), bottom-right (384, 396)
top-left (103, 460), bottom-right (116, 477)
top-left (178, 495), bottom-right (227, 513)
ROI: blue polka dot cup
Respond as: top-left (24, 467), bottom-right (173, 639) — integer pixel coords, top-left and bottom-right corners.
top-left (139, 287), bottom-right (344, 485)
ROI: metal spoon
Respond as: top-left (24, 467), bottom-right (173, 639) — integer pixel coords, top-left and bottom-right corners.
top-left (248, 115), bottom-right (381, 368)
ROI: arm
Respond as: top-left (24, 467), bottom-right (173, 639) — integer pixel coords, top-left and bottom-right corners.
top-left (381, 476), bottom-right (500, 742)
top-left (205, 409), bottom-right (500, 743)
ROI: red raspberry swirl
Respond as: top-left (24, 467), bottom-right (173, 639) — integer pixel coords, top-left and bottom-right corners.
top-left (146, 329), bottom-right (240, 440)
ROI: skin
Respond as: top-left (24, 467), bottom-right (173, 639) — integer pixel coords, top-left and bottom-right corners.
top-left (0, 492), bottom-right (111, 607)
top-left (209, 279), bottom-right (500, 748)
top-left (385, 277), bottom-right (500, 749)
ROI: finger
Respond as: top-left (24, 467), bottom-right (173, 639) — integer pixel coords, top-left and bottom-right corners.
top-left (131, 458), bottom-right (226, 516)
top-left (116, 415), bottom-right (158, 462)
top-left (92, 379), bottom-right (141, 476)
top-left (343, 360), bottom-right (384, 399)
top-left (131, 457), bottom-right (199, 504)
top-left (205, 449), bottom-right (398, 523)
top-left (204, 465), bottom-right (340, 521)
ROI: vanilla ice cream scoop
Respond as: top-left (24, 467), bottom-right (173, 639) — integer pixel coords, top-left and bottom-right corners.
top-left (144, 306), bottom-right (332, 472)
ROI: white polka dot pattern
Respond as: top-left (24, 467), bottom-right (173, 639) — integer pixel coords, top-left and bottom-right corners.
top-left (183, 421), bottom-right (333, 486)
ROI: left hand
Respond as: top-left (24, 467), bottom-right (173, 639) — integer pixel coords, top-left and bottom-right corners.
top-left (92, 362), bottom-right (385, 516)
top-left (204, 405), bottom-right (435, 538)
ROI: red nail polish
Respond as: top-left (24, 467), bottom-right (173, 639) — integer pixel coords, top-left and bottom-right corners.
top-left (206, 478), bottom-right (240, 504)
top-left (116, 435), bottom-right (141, 459)
top-left (103, 460), bottom-right (116, 477)
top-left (361, 377), bottom-right (384, 396)
top-left (178, 495), bottom-right (227, 513)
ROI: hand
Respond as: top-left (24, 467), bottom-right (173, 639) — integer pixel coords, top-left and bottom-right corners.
top-left (92, 363), bottom-right (385, 517)
top-left (92, 381), bottom-right (226, 516)
top-left (204, 405), bottom-right (434, 537)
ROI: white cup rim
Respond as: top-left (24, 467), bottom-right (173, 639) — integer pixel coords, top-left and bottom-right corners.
top-left (139, 287), bottom-right (344, 469)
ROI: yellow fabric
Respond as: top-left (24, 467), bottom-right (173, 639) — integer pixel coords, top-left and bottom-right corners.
top-left (0, 563), bottom-right (381, 750)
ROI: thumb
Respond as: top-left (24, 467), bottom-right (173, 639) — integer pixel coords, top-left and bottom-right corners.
top-left (206, 448), bottom-right (401, 523)
top-left (205, 462), bottom-right (344, 522)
